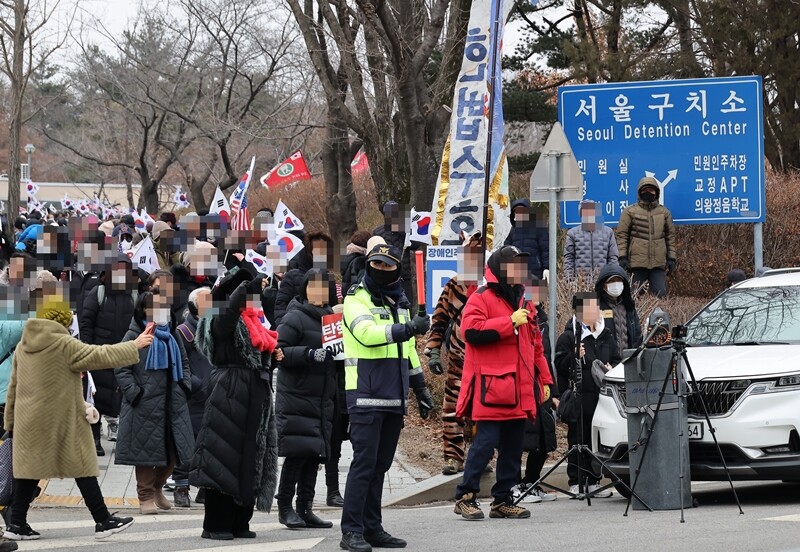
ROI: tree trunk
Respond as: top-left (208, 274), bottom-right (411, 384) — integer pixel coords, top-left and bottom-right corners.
top-left (136, 166), bottom-right (160, 214)
top-left (6, 0), bottom-right (25, 233)
top-left (667, 0), bottom-right (703, 77)
top-left (125, 171), bottom-right (135, 210)
top-left (322, 107), bottom-right (357, 245)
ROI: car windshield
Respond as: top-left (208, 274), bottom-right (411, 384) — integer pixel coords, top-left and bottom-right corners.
top-left (685, 286), bottom-right (800, 346)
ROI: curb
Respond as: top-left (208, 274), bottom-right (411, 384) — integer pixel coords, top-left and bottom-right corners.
top-left (393, 450), bottom-right (432, 481)
top-left (383, 462), bottom-right (571, 507)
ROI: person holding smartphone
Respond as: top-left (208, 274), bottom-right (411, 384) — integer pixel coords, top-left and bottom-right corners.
top-left (5, 281), bottom-right (153, 541)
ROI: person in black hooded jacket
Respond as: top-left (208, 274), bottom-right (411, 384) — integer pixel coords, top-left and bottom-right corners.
top-left (275, 269), bottom-right (338, 530)
top-left (371, 201), bottom-right (423, 307)
top-left (594, 263), bottom-right (642, 359)
top-left (78, 253), bottom-right (137, 452)
top-left (340, 230), bottom-right (371, 294)
top-left (504, 199), bottom-right (549, 280)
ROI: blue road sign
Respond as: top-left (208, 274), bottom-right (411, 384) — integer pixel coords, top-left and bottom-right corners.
top-left (558, 76), bottom-right (765, 227)
top-left (426, 246), bottom-right (459, 314)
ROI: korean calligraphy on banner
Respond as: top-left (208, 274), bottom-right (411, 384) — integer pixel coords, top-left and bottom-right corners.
top-left (558, 76), bottom-right (765, 227)
top-left (430, 0), bottom-right (512, 249)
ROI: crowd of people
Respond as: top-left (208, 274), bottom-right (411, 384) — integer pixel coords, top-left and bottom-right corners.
top-left (0, 179), bottom-right (756, 550)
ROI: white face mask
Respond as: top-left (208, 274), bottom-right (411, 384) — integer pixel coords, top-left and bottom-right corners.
top-left (152, 307), bottom-right (170, 326)
top-left (120, 240), bottom-right (133, 252)
top-left (605, 282), bottom-right (624, 298)
top-left (111, 273), bottom-right (127, 287)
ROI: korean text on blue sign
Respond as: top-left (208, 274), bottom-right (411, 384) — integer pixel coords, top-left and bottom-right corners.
top-left (426, 246), bottom-right (459, 315)
top-left (558, 76), bottom-right (765, 227)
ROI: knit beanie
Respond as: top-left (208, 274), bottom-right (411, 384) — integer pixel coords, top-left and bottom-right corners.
top-left (37, 298), bottom-right (73, 328)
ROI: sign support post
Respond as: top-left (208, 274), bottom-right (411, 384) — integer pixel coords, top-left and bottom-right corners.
top-left (531, 122), bottom-right (584, 365)
top-left (754, 222), bottom-right (764, 273)
top-left (547, 152), bottom-right (561, 360)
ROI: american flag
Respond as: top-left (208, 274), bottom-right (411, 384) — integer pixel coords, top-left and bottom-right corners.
top-left (230, 156), bottom-right (255, 217)
top-left (232, 192), bottom-right (251, 231)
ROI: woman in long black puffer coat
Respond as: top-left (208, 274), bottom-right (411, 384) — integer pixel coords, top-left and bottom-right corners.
top-left (275, 268), bottom-right (338, 530)
top-left (190, 263), bottom-right (282, 541)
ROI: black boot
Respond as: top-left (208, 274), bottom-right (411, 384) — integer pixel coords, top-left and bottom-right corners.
top-left (92, 422), bottom-right (105, 457)
top-left (277, 501), bottom-right (306, 529)
top-left (296, 500), bottom-right (333, 529)
top-left (195, 487), bottom-right (206, 504)
top-left (327, 489), bottom-right (344, 508)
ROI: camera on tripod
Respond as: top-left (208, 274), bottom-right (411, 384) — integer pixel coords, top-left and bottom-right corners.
top-left (645, 308), bottom-right (671, 348)
top-left (671, 324), bottom-right (688, 341)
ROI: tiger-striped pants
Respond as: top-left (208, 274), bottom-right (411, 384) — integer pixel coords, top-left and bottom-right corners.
top-left (442, 358), bottom-right (466, 463)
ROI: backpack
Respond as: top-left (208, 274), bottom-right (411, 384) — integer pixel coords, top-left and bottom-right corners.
top-left (95, 285), bottom-right (138, 308)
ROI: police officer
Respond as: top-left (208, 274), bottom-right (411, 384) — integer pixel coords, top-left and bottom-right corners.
top-left (340, 243), bottom-right (433, 552)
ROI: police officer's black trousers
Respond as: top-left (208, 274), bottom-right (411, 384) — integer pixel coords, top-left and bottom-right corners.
top-left (340, 411), bottom-right (403, 535)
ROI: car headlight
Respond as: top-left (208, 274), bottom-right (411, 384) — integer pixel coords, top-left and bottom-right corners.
top-left (746, 374), bottom-right (800, 395)
top-left (777, 374), bottom-right (800, 387)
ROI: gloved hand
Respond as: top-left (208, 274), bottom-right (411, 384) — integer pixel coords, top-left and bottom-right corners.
top-left (666, 258), bottom-right (677, 275)
top-left (542, 269), bottom-right (550, 283)
top-left (414, 386), bottom-right (434, 419)
top-left (543, 384), bottom-right (551, 402)
top-left (405, 314), bottom-right (431, 337)
top-left (246, 274), bottom-right (267, 294)
top-left (427, 348), bottom-right (443, 375)
top-left (511, 308), bottom-right (530, 328)
top-left (619, 256), bottom-right (630, 271)
top-left (306, 348), bottom-right (334, 363)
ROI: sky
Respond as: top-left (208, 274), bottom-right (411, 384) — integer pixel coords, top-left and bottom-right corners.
top-left (72, 0), bottom-right (532, 55)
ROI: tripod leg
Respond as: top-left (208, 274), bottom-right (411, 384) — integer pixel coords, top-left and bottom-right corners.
top-left (624, 360), bottom-right (674, 516)
top-left (512, 449), bottom-right (575, 505)
top-left (681, 351), bottom-right (744, 515)
top-left (584, 448), bottom-right (653, 511)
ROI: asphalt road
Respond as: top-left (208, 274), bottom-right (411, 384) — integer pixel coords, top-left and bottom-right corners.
top-left (19, 480), bottom-right (800, 552)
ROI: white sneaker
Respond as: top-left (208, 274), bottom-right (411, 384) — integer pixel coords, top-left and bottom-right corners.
top-left (529, 486), bottom-right (558, 502)
top-left (568, 484), bottom-right (581, 499)
top-left (511, 483), bottom-right (542, 504)
top-left (587, 484), bottom-right (613, 498)
top-left (163, 476), bottom-right (176, 491)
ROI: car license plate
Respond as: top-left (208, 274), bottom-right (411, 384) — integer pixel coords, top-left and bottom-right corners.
top-left (688, 421), bottom-right (704, 440)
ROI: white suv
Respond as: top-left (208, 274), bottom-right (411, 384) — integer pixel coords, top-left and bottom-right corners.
top-left (593, 269), bottom-right (800, 489)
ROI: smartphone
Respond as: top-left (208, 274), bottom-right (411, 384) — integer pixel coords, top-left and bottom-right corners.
top-left (145, 322), bottom-right (155, 335)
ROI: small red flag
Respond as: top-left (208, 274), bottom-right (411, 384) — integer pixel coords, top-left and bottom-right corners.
top-left (351, 149), bottom-right (370, 175)
top-left (260, 151), bottom-right (312, 189)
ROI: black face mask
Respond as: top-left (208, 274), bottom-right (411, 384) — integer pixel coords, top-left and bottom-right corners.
top-left (641, 191), bottom-right (657, 203)
top-left (367, 265), bottom-right (399, 287)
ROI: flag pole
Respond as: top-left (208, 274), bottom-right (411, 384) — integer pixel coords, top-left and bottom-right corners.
top-left (481, 0), bottom-right (503, 256)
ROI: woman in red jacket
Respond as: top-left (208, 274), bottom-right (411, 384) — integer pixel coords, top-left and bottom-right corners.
top-left (453, 246), bottom-right (553, 521)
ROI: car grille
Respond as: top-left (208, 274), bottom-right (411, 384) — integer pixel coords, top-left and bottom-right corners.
top-left (689, 443), bottom-right (747, 465)
top-left (687, 381), bottom-right (745, 416)
top-left (610, 381), bottom-right (744, 416)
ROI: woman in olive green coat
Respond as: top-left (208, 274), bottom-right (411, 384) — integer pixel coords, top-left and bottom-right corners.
top-left (4, 298), bottom-right (153, 541)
